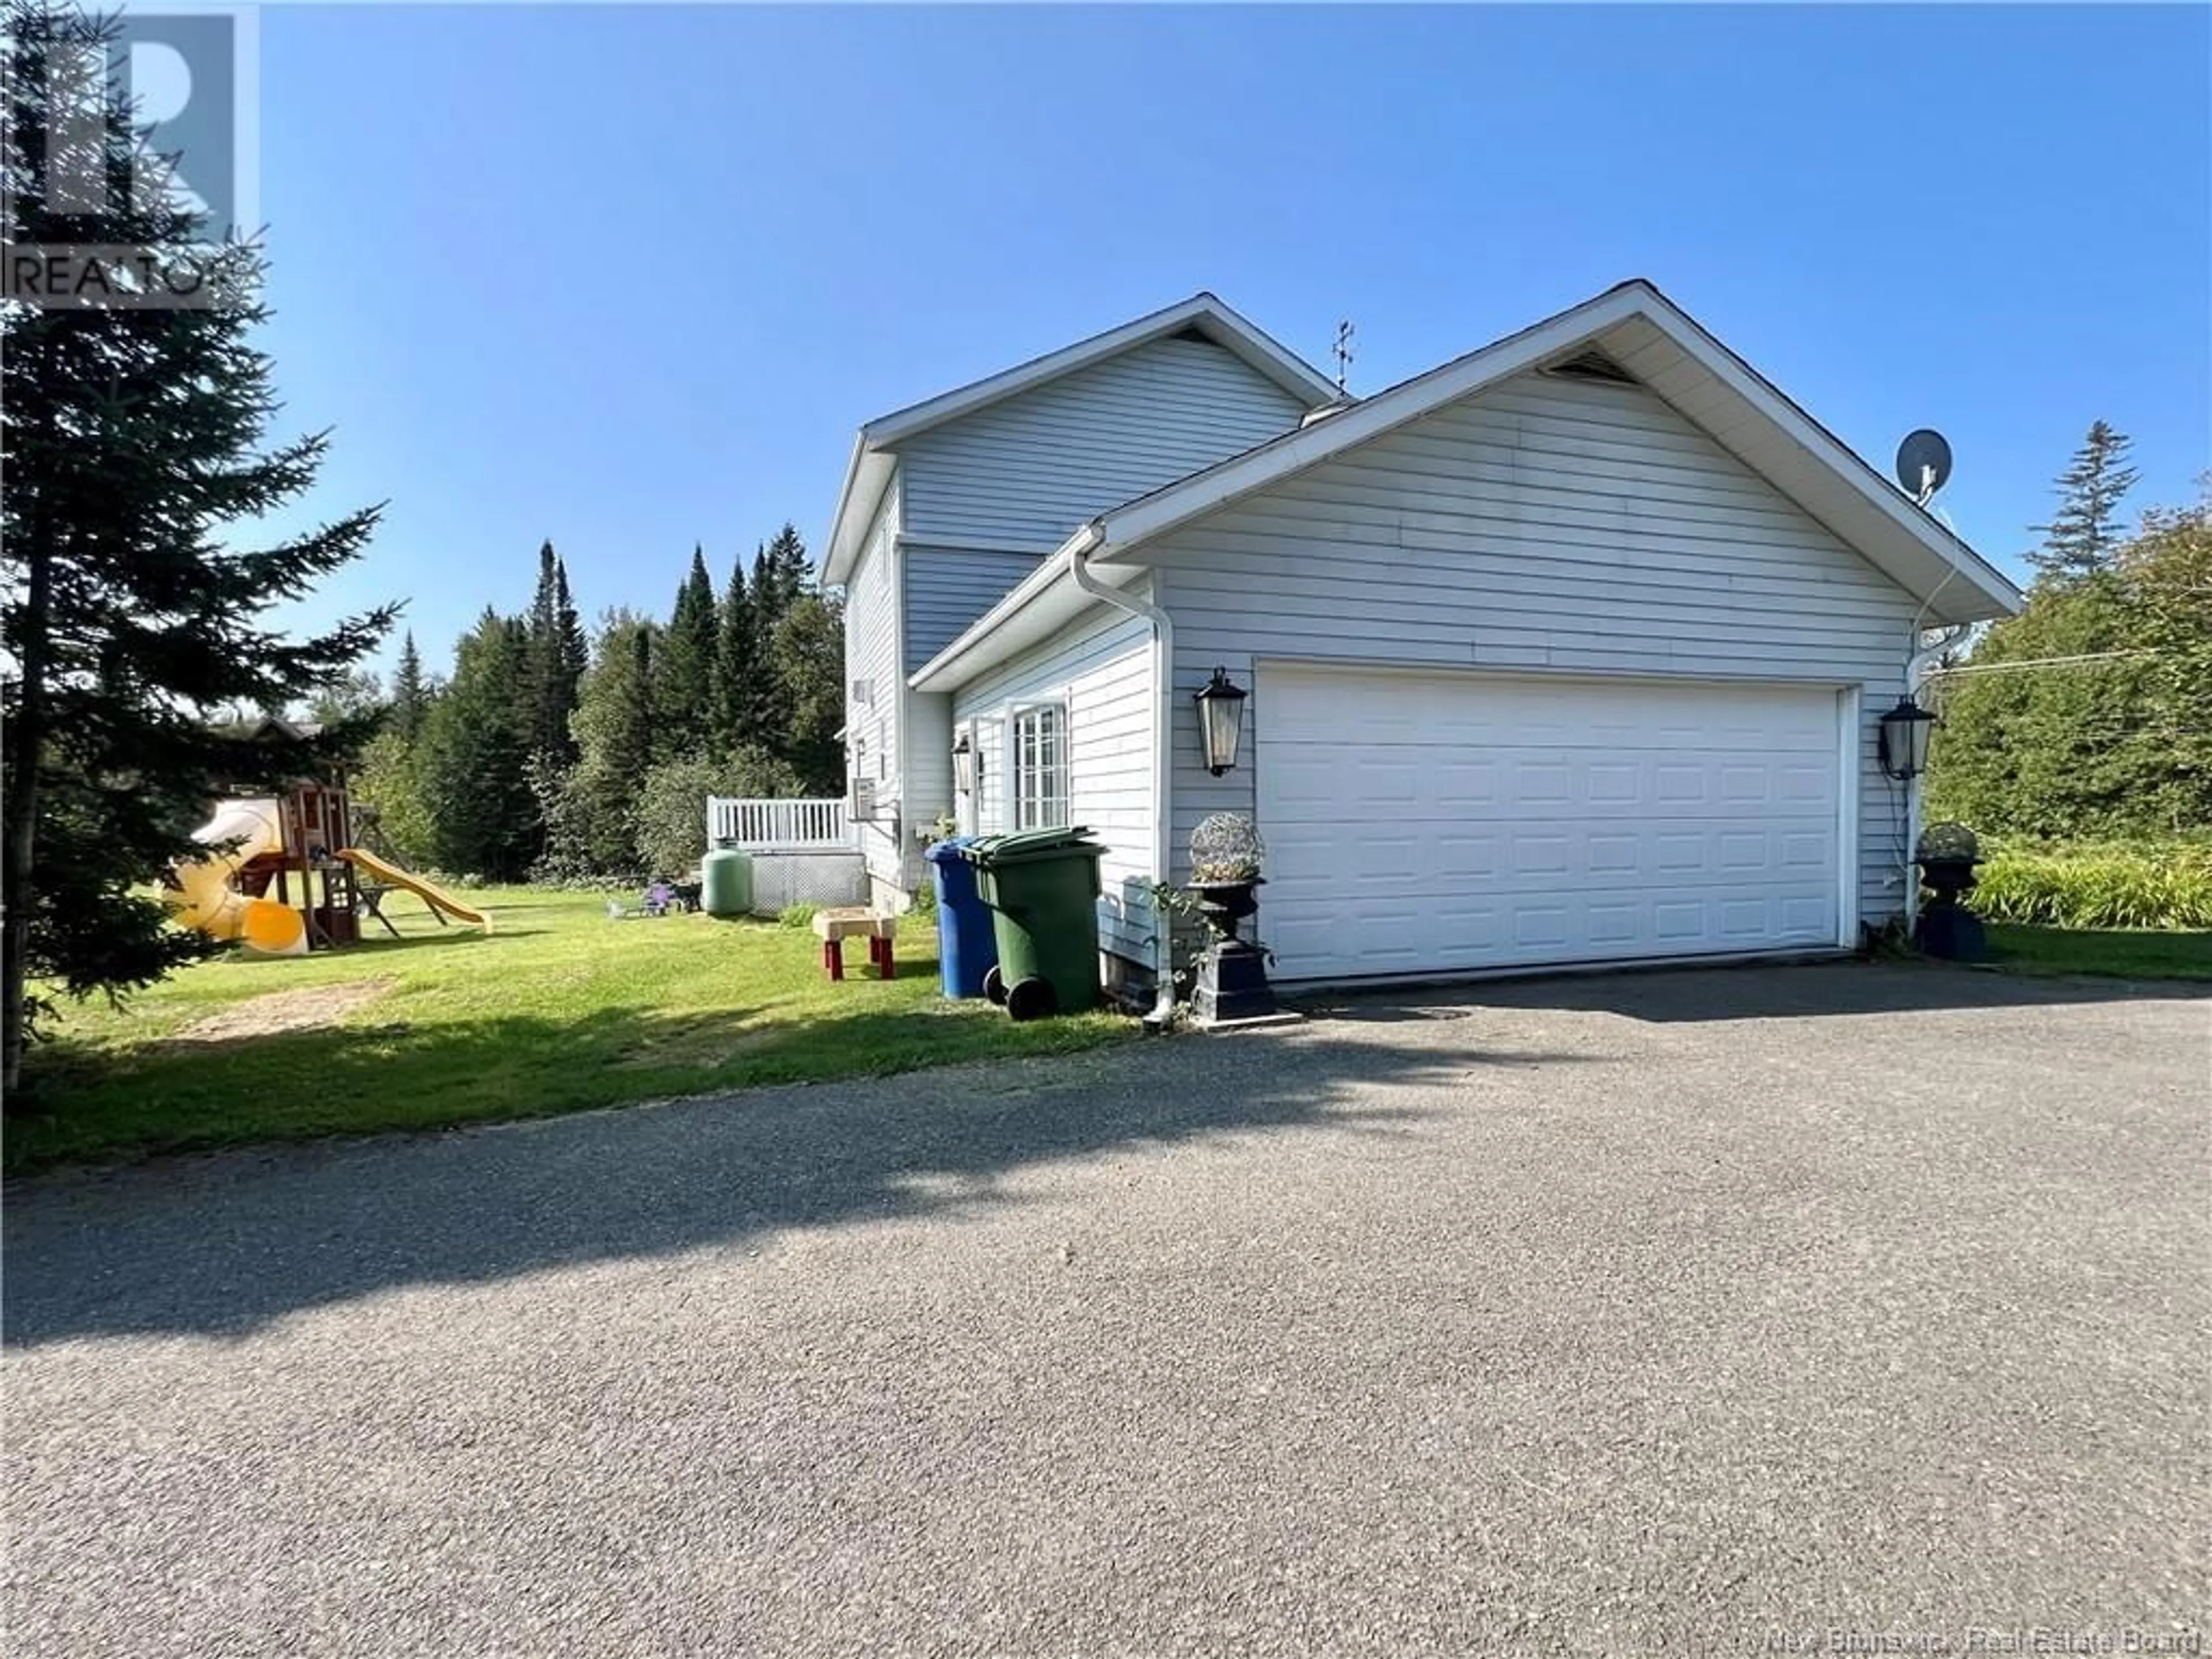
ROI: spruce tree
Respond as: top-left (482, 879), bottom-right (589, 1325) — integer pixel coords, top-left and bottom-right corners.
top-left (2029, 421), bottom-right (2140, 583)
top-left (568, 613), bottom-right (661, 871)
top-left (745, 524), bottom-right (815, 749)
top-left (554, 560), bottom-right (589, 708)
top-left (419, 610), bottom-right (535, 880)
top-left (759, 522), bottom-right (811, 614)
top-left (768, 594), bottom-right (847, 794)
top-left (522, 541), bottom-right (563, 759)
top-left (711, 554), bottom-right (757, 752)
top-left (391, 631), bottom-right (433, 743)
top-left (747, 541), bottom-right (777, 637)
top-left (1, 2), bottom-right (394, 1092)
top-left (618, 624), bottom-right (660, 781)
top-left (521, 540), bottom-right (586, 765)
top-left (654, 546), bottom-right (719, 758)
top-left (747, 527), bottom-right (810, 647)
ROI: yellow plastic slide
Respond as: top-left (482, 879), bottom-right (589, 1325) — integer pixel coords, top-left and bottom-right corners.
top-left (335, 847), bottom-right (493, 930)
top-left (166, 798), bottom-right (311, 956)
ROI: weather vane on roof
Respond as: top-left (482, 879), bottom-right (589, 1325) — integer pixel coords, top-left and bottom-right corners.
top-left (1332, 320), bottom-right (1355, 393)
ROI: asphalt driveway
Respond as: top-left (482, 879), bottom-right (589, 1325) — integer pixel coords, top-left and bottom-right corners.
top-left (7, 961), bottom-right (2207, 1656)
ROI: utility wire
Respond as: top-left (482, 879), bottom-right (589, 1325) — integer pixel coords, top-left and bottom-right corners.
top-left (1925, 650), bottom-right (2167, 677)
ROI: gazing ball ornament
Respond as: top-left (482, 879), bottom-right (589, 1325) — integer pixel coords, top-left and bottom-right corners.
top-left (1189, 813), bottom-right (1266, 885)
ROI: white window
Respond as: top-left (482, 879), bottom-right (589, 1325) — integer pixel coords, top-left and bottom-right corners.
top-left (1010, 703), bottom-right (1069, 831)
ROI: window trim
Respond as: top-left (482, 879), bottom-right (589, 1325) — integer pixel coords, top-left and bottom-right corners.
top-left (1006, 698), bottom-right (1070, 832)
top-left (953, 719), bottom-right (979, 836)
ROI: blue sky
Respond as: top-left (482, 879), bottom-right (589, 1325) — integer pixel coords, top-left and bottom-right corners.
top-left (252, 4), bottom-right (2211, 673)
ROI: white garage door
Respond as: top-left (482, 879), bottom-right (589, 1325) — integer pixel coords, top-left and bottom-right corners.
top-left (1257, 665), bottom-right (1845, 982)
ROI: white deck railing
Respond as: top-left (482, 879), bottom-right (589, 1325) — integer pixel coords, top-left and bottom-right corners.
top-left (706, 796), bottom-right (853, 851)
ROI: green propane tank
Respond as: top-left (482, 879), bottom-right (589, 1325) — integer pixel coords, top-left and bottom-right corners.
top-left (701, 843), bottom-right (753, 917)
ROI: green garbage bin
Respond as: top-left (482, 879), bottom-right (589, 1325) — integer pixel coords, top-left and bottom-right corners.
top-left (960, 827), bottom-right (1106, 1021)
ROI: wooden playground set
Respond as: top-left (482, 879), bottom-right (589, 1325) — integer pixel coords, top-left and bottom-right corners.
top-left (165, 745), bottom-right (488, 957)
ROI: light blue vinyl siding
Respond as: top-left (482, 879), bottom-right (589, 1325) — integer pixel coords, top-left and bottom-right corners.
top-left (903, 547), bottom-right (1041, 669)
top-left (1142, 369), bottom-right (1921, 927)
top-left (898, 335), bottom-right (1310, 554)
top-left (949, 586), bottom-right (1158, 969)
top-left (900, 687), bottom-right (952, 893)
top-left (857, 334), bottom-right (1315, 909)
top-left (841, 476), bottom-right (904, 893)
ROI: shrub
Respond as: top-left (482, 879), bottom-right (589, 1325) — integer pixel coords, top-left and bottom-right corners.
top-left (777, 903), bottom-right (818, 930)
top-left (352, 730), bottom-right (441, 870)
top-left (907, 882), bottom-right (938, 922)
top-left (1969, 843), bottom-right (2212, 930)
top-left (528, 871), bottom-right (647, 893)
top-left (414, 869), bottom-right (484, 891)
top-left (631, 749), bottom-right (802, 880)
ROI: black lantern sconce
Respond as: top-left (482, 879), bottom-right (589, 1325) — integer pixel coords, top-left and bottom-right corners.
top-left (1878, 695), bottom-right (1937, 782)
top-left (1193, 667), bottom-right (1249, 777)
top-left (951, 733), bottom-right (976, 796)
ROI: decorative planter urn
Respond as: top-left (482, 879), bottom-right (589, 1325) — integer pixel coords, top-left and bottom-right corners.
top-left (1189, 877), bottom-right (1278, 1024)
top-left (1914, 823), bottom-right (1987, 963)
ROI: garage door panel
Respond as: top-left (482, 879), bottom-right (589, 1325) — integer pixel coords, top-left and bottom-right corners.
top-left (1513, 906), bottom-right (1571, 948)
top-left (1266, 755), bottom-right (1349, 812)
top-left (1651, 830), bottom-right (1707, 872)
top-left (1435, 759), bottom-right (1502, 808)
top-left (1719, 764), bottom-right (1774, 804)
top-left (1270, 821), bottom-right (1834, 899)
top-left (1778, 764), bottom-right (1833, 804)
top-left (1256, 666), bottom-right (1842, 980)
top-left (1511, 760), bottom-right (1574, 806)
top-left (1272, 889), bottom-right (1837, 979)
top-left (1585, 763), bottom-right (1641, 805)
top-left (1588, 902), bottom-right (1641, 945)
top-left (1781, 894), bottom-right (1834, 934)
top-left (1507, 832), bottom-right (1572, 878)
top-left (1779, 830), bottom-right (1831, 870)
top-left (1586, 832), bottom-right (1641, 874)
top-left (1715, 830), bottom-right (1771, 871)
top-left (1718, 898), bottom-right (1772, 938)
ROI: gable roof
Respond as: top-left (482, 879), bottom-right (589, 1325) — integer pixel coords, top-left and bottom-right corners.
top-left (820, 293), bottom-right (1339, 586)
top-left (910, 279), bottom-right (2022, 691)
top-left (1087, 280), bottom-right (2021, 616)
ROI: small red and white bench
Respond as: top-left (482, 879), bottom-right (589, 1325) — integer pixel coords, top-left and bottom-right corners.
top-left (811, 907), bottom-right (896, 981)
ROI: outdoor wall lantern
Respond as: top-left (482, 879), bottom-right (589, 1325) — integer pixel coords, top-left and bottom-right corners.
top-left (1194, 667), bottom-right (1249, 777)
top-left (952, 733), bottom-right (976, 796)
top-left (1878, 695), bottom-right (1937, 782)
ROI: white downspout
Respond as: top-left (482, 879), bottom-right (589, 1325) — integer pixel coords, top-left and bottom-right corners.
top-left (1900, 620), bottom-right (1967, 933)
top-left (1070, 531), bottom-right (1179, 1031)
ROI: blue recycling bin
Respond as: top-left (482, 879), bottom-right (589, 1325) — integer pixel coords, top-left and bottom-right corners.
top-left (924, 836), bottom-right (999, 998)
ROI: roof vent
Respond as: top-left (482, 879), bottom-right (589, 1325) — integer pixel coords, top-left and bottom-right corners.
top-left (1543, 349), bottom-right (1639, 386)
top-left (1300, 396), bottom-right (1358, 428)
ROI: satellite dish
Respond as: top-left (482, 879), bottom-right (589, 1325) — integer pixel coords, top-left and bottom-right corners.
top-left (1895, 429), bottom-right (1953, 504)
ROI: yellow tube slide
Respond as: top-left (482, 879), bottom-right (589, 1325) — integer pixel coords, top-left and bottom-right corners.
top-left (165, 798), bottom-right (309, 956)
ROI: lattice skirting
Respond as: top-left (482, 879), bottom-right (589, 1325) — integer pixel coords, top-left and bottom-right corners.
top-left (748, 851), bottom-right (869, 914)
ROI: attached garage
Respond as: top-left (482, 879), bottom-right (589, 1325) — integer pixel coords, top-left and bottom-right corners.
top-left (906, 280), bottom-right (2027, 1003)
top-left (1256, 664), bottom-right (1852, 982)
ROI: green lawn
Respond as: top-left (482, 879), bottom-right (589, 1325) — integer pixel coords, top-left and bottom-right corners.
top-left (8, 888), bottom-right (1129, 1173)
top-left (1984, 921), bottom-right (2212, 982)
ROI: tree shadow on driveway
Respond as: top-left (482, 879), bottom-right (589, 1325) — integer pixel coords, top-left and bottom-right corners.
top-left (2, 1014), bottom-right (1596, 1348)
